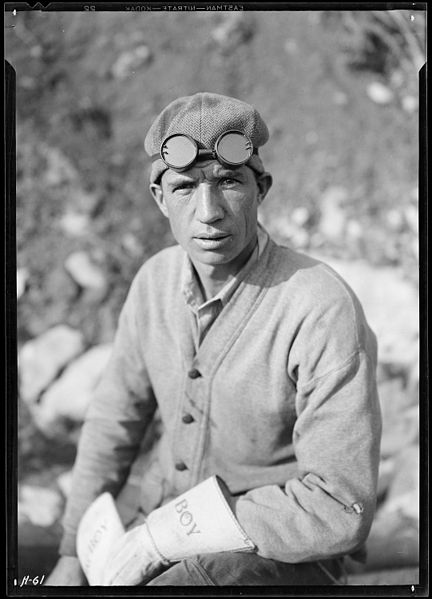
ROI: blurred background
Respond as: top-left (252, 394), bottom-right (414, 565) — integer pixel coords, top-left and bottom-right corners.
top-left (6, 8), bottom-right (425, 586)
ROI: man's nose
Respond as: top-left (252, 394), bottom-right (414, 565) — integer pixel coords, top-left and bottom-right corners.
top-left (195, 184), bottom-right (224, 223)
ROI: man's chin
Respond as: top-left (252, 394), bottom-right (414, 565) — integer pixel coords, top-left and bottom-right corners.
top-left (190, 251), bottom-right (233, 266)
top-left (187, 238), bottom-right (235, 261)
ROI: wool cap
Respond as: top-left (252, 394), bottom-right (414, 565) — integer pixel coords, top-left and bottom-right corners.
top-left (145, 92), bottom-right (269, 183)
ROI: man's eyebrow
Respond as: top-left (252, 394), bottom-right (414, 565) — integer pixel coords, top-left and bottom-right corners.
top-left (213, 167), bottom-right (245, 179)
top-left (164, 167), bottom-right (246, 187)
top-left (165, 174), bottom-right (195, 187)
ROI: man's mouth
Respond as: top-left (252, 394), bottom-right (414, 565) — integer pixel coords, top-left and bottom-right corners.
top-left (193, 232), bottom-right (231, 249)
top-left (195, 232), bottom-right (230, 240)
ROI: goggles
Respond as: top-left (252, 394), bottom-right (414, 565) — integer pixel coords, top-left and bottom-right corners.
top-left (153, 130), bottom-right (257, 172)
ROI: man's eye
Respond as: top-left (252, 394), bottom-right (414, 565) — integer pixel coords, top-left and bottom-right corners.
top-left (220, 177), bottom-right (240, 186)
top-left (173, 182), bottom-right (194, 192)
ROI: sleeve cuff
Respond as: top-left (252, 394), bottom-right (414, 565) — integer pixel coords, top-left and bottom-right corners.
top-left (146, 476), bottom-right (256, 562)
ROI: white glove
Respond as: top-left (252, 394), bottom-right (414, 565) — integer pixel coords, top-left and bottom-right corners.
top-left (102, 523), bottom-right (166, 586)
top-left (103, 475), bottom-right (255, 585)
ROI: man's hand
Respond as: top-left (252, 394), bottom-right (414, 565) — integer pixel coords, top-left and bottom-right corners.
top-left (101, 476), bottom-right (254, 585)
top-left (44, 556), bottom-right (87, 586)
top-left (102, 523), bottom-right (165, 586)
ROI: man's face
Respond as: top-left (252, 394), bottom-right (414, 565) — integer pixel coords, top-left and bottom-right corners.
top-left (150, 161), bottom-right (271, 275)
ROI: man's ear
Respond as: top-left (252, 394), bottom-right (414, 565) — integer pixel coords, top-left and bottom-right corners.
top-left (256, 172), bottom-right (273, 206)
top-left (150, 183), bottom-right (169, 218)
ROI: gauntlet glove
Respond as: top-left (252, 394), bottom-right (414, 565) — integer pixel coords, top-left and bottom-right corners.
top-left (103, 475), bottom-right (255, 585)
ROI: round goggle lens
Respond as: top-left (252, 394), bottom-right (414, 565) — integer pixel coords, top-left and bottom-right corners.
top-left (157, 131), bottom-right (255, 170)
top-left (160, 135), bottom-right (197, 169)
top-left (215, 131), bottom-right (253, 165)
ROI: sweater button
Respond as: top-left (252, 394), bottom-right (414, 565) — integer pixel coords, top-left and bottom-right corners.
top-left (182, 413), bottom-right (194, 424)
top-left (175, 461), bottom-right (188, 471)
top-left (188, 368), bottom-right (201, 379)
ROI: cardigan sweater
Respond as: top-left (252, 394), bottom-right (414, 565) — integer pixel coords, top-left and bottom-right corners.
top-left (60, 237), bottom-right (382, 563)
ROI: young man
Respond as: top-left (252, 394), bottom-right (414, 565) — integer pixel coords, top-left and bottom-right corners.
top-left (46, 92), bottom-right (381, 586)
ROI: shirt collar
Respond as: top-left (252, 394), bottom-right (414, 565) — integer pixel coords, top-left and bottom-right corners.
top-left (182, 224), bottom-right (269, 312)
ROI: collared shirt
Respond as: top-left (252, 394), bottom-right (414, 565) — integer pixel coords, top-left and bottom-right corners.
top-left (182, 225), bottom-right (269, 350)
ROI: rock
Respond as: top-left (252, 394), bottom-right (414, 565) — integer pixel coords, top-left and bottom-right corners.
top-left (121, 233), bottom-right (143, 258)
top-left (267, 214), bottom-right (310, 248)
top-left (19, 325), bottom-right (85, 404)
top-left (402, 95), bottom-right (418, 114)
top-left (376, 457), bottom-right (396, 500)
top-left (318, 186), bottom-right (348, 241)
top-left (379, 375), bottom-right (417, 416)
top-left (211, 13), bottom-right (255, 50)
top-left (305, 130), bottom-right (319, 145)
top-left (407, 354), bottom-right (419, 401)
top-left (59, 211), bottom-right (90, 237)
top-left (389, 68), bottom-right (404, 88)
top-left (290, 230), bottom-right (309, 248)
top-left (310, 255), bottom-right (419, 368)
top-left (361, 445), bottom-right (419, 572)
top-left (64, 251), bottom-right (108, 297)
top-left (56, 470), bottom-right (73, 498)
top-left (363, 503), bottom-right (419, 572)
top-left (284, 39), bottom-right (298, 55)
top-left (30, 45), bottom-right (43, 58)
top-left (404, 204), bottom-right (418, 234)
top-left (71, 189), bottom-right (100, 215)
top-left (33, 343), bottom-right (113, 436)
top-left (347, 567), bottom-right (419, 585)
top-left (18, 485), bottom-right (64, 528)
top-left (366, 81), bottom-right (394, 105)
top-left (22, 270), bottom-right (80, 337)
top-left (378, 444), bottom-right (419, 505)
top-left (18, 76), bottom-right (37, 90)
top-left (386, 444), bottom-right (419, 521)
top-left (43, 146), bottom-right (78, 186)
top-left (345, 219), bottom-right (363, 244)
top-left (333, 90), bottom-right (348, 106)
top-left (17, 267), bottom-right (29, 300)
top-left (291, 207), bottom-right (310, 228)
top-left (378, 376), bottom-right (418, 460)
top-left (111, 45), bottom-right (152, 79)
top-left (386, 209), bottom-right (405, 232)
top-left (378, 372), bottom-right (418, 462)
top-left (380, 404), bottom-right (418, 459)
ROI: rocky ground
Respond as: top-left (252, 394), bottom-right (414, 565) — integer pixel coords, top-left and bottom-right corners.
top-left (6, 7), bottom-right (425, 590)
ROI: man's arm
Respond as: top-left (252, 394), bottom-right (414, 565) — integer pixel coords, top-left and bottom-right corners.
top-left (51, 270), bottom-right (157, 583)
top-left (234, 346), bottom-right (382, 562)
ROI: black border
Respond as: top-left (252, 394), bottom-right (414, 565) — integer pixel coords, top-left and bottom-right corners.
top-left (5, 56), bottom-right (19, 599)
top-left (4, 2), bottom-right (429, 596)
top-left (2, 1), bottom-right (430, 11)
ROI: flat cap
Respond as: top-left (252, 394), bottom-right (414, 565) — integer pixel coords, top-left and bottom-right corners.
top-left (145, 92), bottom-right (269, 183)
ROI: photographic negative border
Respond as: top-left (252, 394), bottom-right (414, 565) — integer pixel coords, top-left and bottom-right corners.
top-left (4, 2), bottom-right (428, 596)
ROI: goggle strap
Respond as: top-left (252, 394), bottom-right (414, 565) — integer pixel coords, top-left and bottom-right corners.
top-left (150, 147), bottom-right (258, 163)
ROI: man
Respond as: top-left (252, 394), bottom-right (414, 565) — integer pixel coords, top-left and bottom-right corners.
top-left (46, 92), bottom-right (381, 586)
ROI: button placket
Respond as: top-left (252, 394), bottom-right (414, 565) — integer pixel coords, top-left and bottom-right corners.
top-left (174, 365), bottom-right (202, 483)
